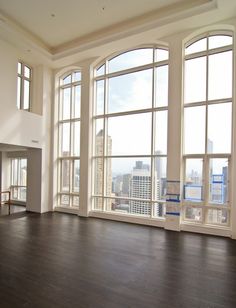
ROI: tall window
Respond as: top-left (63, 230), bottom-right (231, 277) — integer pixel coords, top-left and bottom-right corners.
top-left (17, 62), bottom-right (32, 111)
top-left (183, 32), bottom-right (233, 226)
top-left (58, 71), bottom-right (81, 208)
top-left (93, 47), bottom-right (169, 218)
top-left (11, 158), bottom-right (27, 201)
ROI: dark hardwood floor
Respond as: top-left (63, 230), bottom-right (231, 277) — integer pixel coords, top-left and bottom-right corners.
top-left (0, 204), bottom-right (25, 216)
top-left (0, 212), bottom-right (236, 308)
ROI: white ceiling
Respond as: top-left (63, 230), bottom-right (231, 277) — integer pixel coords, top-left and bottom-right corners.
top-left (0, 0), bottom-right (185, 48)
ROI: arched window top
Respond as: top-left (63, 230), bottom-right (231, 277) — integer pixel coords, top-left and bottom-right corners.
top-left (95, 47), bottom-right (168, 76)
top-left (61, 70), bottom-right (81, 86)
top-left (185, 33), bottom-right (233, 56)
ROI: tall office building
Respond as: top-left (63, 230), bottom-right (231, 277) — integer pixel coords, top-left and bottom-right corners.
top-left (94, 130), bottom-right (112, 210)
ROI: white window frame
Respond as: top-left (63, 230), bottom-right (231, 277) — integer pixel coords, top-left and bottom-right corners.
top-left (17, 61), bottom-right (32, 111)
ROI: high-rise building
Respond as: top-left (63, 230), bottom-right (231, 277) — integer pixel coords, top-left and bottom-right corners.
top-left (94, 129), bottom-right (112, 210)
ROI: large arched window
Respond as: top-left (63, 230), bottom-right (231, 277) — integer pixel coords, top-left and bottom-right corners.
top-left (93, 47), bottom-right (169, 218)
top-left (183, 32), bottom-right (233, 226)
top-left (57, 71), bottom-right (81, 208)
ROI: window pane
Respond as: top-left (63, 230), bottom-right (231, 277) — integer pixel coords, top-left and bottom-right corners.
top-left (11, 159), bottom-right (18, 185)
top-left (63, 74), bottom-right (71, 85)
top-left (155, 110), bottom-right (168, 155)
top-left (153, 203), bottom-right (166, 218)
top-left (107, 158), bottom-right (151, 199)
top-left (155, 65), bottom-right (168, 107)
top-left (108, 49), bottom-right (153, 73)
top-left (96, 65), bottom-right (105, 77)
top-left (208, 51), bottom-right (232, 100)
top-left (72, 121), bottom-right (80, 156)
top-left (95, 80), bottom-right (104, 115)
top-left (109, 198), bottom-right (130, 214)
top-left (73, 196), bottom-right (79, 207)
top-left (93, 197), bottom-right (103, 210)
top-left (20, 159), bottom-right (27, 186)
top-left (156, 49), bottom-right (168, 62)
top-left (184, 159), bottom-right (203, 201)
top-left (94, 119), bottom-right (104, 156)
top-left (73, 160), bottom-right (80, 193)
top-left (19, 187), bottom-right (26, 201)
top-left (208, 103), bottom-right (232, 154)
top-left (60, 194), bottom-right (70, 206)
top-left (184, 106), bottom-right (206, 154)
top-left (154, 157), bottom-right (167, 200)
top-left (73, 71), bottom-right (81, 82)
top-left (207, 209), bottom-right (228, 225)
top-left (184, 56), bottom-right (206, 103)
top-left (18, 62), bottom-right (22, 74)
top-left (61, 160), bottom-right (70, 192)
top-left (108, 69), bottom-right (152, 113)
top-left (93, 158), bottom-right (103, 196)
top-left (62, 88), bottom-right (71, 120)
top-left (12, 187), bottom-right (18, 200)
top-left (61, 123), bottom-right (70, 156)
top-left (185, 38), bottom-right (207, 55)
top-left (130, 200), bottom-right (151, 216)
top-left (209, 35), bottom-right (232, 49)
top-left (24, 66), bottom-right (31, 78)
top-left (209, 158), bottom-right (228, 205)
top-left (17, 77), bottom-right (21, 109)
top-left (184, 206), bottom-right (202, 221)
top-left (23, 80), bottom-right (30, 110)
top-left (107, 113), bottom-right (151, 155)
top-left (74, 85), bottom-right (81, 118)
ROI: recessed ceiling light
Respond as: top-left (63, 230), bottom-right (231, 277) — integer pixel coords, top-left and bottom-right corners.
top-left (51, 13), bottom-right (56, 18)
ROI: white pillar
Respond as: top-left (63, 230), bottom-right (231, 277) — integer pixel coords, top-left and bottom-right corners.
top-left (165, 35), bottom-right (183, 231)
top-left (78, 60), bottom-right (94, 217)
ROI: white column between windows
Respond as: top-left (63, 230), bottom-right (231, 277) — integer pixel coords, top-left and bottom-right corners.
top-left (165, 36), bottom-right (183, 231)
top-left (78, 61), bottom-right (93, 217)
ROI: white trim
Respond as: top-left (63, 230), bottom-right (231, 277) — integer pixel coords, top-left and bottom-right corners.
top-left (89, 211), bottom-right (165, 228)
top-left (54, 206), bottom-right (79, 215)
top-left (181, 222), bottom-right (231, 237)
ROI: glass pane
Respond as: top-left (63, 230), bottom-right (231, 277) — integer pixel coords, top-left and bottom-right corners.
top-left (153, 203), bottom-right (166, 218)
top-left (93, 197), bottom-right (103, 210)
top-left (73, 121), bottom-right (80, 156)
top-left (73, 71), bottom-right (81, 82)
top-left (208, 51), bottom-right (232, 100)
top-left (185, 206), bottom-right (202, 221)
top-left (74, 85), bottom-right (81, 118)
top-left (19, 187), bottom-right (26, 201)
top-left (207, 209), bottom-right (228, 225)
top-left (73, 160), bottom-right (80, 193)
top-left (184, 56), bottom-right (206, 103)
top-left (63, 74), bottom-right (71, 85)
top-left (61, 123), bottom-right (70, 156)
top-left (62, 88), bottom-right (71, 120)
top-left (109, 198), bottom-right (130, 214)
top-left (209, 158), bottom-right (228, 204)
top-left (12, 187), bottom-right (18, 200)
top-left (209, 35), bottom-right (232, 49)
top-left (130, 200), bottom-right (151, 216)
top-left (108, 49), bottom-right (153, 73)
top-left (60, 195), bottom-right (70, 206)
top-left (24, 66), bottom-right (31, 78)
top-left (155, 65), bottom-right (168, 107)
top-left (185, 38), bottom-right (207, 55)
top-left (108, 69), bottom-right (152, 113)
top-left (155, 110), bottom-right (168, 155)
top-left (95, 80), bottom-right (104, 115)
top-left (107, 113), bottom-right (151, 155)
top-left (107, 157), bottom-right (151, 200)
top-left (17, 77), bottom-right (21, 109)
top-left (94, 119), bottom-right (104, 156)
top-left (73, 196), bottom-right (79, 207)
top-left (61, 160), bottom-right (70, 192)
top-left (23, 80), bottom-right (30, 110)
top-left (11, 159), bottom-right (18, 185)
top-left (18, 62), bottom-right (22, 74)
top-left (93, 159), bottom-right (103, 196)
top-left (20, 159), bottom-right (27, 186)
top-left (96, 65), bottom-right (105, 77)
top-left (184, 158), bottom-right (203, 201)
top-left (156, 49), bottom-right (168, 62)
top-left (154, 157), bottom-right (167, 200)
top-left (208, 103), bottom-right (232, 154)
top-left (184, 106), bottom-right (206, 154)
